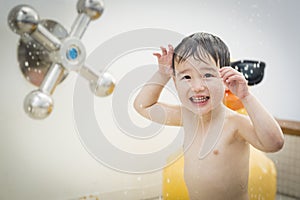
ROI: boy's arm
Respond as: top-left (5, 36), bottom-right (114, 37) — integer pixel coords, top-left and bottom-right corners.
top-left (134, 45), bottom-right (182, 126)
top-left (239, 93), bottom-right (284, 152)
top-left (220, 67), bottom-right (284, 152)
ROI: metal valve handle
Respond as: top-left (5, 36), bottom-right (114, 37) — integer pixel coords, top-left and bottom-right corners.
top-left (8, 0), bottom-right (115, 119)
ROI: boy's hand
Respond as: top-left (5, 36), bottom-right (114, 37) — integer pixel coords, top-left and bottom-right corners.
top-left (153, 44), bottom-right (174, 77)
top-left (219, 67), bottom-right (250, 99)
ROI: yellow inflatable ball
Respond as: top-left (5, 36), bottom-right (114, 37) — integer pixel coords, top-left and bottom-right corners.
top-left (162, 147), bottom-right (276, 200)
top-left (162, 149), bottom-right (189, 200)
top-left (248, 146), bottom-right (277, 200)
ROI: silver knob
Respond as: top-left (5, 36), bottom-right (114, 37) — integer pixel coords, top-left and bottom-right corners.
top-left (77, 0), bottom-right (104, 20)
top-left (24, 90), bottom-right (53, 119)
top-left (90, 72), bottom-right (115, 97)
top-left (7, 5), bottom-right (39, 34)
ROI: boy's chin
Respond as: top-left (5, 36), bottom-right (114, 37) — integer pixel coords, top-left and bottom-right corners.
top-left (186, 104), bottom-right (223, 116)
top-left (186, 106), bottom-right (211, 116)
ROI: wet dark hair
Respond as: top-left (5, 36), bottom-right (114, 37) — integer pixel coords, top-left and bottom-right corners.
top-left (172, 32), bottom-right (230, 75)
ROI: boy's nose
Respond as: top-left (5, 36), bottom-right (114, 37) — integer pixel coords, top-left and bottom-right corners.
top-left (191, 79), bottom-right (206, 93)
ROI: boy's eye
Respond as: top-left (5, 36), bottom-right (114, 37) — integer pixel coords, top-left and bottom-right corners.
top-left (203, 73), bottom-right (215, 78)
top-left (182, 75), bottom-right (191, 80)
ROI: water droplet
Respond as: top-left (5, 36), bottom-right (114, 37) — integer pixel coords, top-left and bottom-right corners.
top-left (25, 61), bottom-right (29, 67)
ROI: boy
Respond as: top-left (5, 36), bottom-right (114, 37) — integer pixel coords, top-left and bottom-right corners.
top-left (134, 32), bottom-right (284, 200)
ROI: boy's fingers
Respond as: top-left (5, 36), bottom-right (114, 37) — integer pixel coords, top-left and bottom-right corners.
top-left (160, 46), bottom-right (167, 55)
top-left (219, 67), bottom-right (230, 77)
top-left (219, 66), bottom-right (231, 72)
top-left (220, 67), bottom-right (241, 80)
top-left (219, 66), bottom-right (233, 74)
top-left (153, 53), bottom-right (161, 58)
top-left (168, 44), bottom-right (174, 53)
top-left (227, 75), bottom-right (240, 82)
top-left (225, 74), bottom-right (247, 86)
top-left (220, 69), bottom-right (234, 80)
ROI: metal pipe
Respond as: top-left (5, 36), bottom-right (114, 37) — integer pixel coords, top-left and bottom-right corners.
top-left (40, 63), bottom-right (65, 94)
top-left (31, 24), bottom-right (61, 51)
top-left (79, 64), bottom-right (99, 82)
top-left (69, 13), bottom-right (91, 39)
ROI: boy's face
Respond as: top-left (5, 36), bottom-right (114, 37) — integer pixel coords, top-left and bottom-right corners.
top-left (173, 57), bottom-right (225, 115)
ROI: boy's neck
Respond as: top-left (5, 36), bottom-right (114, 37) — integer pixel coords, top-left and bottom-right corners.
top-left (197, 103), bottom-right (226, 125)
top-left (182, 103), bottom-right (226, 135)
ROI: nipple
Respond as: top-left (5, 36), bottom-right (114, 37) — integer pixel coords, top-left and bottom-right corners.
top-left (213, 149), bottom-right (219, 155)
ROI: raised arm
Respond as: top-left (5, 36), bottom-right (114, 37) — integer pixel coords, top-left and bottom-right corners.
top-left (220, 67), bottom-right (284, 152)
top-left (133, 45), bottom-right (182, 126)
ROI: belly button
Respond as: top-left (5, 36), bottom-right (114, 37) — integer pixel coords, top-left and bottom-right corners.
top-left (213, 149), bottom-right (219, 155)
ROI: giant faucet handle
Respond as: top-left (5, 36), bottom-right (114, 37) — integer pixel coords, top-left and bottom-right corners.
top-left (8, 5), bottom-right (65, 119)
top-left (8, 0), bottom-right (114, 120)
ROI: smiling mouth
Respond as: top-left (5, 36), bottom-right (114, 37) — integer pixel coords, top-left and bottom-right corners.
top-left (190, 96), bottom-right (210, 104)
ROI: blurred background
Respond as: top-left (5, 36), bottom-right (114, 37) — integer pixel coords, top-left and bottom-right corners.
top-left (0, 0), bottom-right (300, 199)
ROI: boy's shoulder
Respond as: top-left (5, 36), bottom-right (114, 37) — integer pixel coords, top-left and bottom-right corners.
top-left (223, 107), bottom-right (250, 142)
top-left (225, 107), bottom-right (248, 120)
top-left (225, 107), bottom-right (241, 118)
top-left (224, 107), bottom-right (250, 130)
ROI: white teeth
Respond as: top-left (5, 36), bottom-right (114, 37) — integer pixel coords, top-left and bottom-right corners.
top-left (191, 96), bottom-right (209, 103)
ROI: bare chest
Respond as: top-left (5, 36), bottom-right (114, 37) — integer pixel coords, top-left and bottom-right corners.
top-left (182, 124), bottom-right (250, 199)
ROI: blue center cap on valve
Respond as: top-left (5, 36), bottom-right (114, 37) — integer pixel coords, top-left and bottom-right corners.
top-left (67, 47), bottom-right (79, 60)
